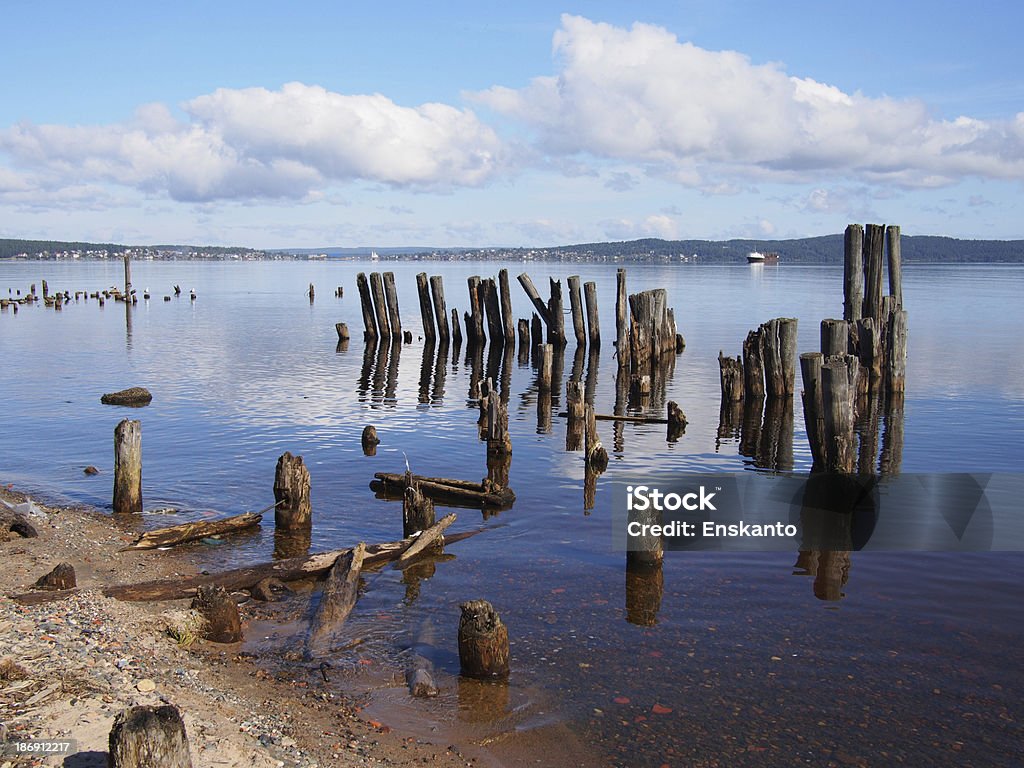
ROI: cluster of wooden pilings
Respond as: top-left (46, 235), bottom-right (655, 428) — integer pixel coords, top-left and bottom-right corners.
top-left (800, 224), bottom-right (907, 474)
top-left (355, 270), bottom-right (412, 343)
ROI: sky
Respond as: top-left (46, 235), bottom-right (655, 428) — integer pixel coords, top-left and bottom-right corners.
top-left (1, 0), bottom-right (1022, 248)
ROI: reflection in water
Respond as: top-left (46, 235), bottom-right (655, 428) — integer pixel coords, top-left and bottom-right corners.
top-left (625, 563), bottom-right (664, 627)
top-left (487, 451), bottom-right (511, 490)
top-left (739, 396), bottom-right (764, 459)
top-left (794, 550), bottom-right (851, 601)
top-left (612, 365), bottom-right (629, 453)
top-left (457, 677), bottom-right (510, 724)
top-left (273, 529), bottom-right (312, 560)
top-left (856, 394), bottom-right (881, 476)
top-left (401, 558), bottom-right (438, 605)
top-left (335, 339), bottom-right (349, 354)
top-left (433, 342), bottom-right (449, 404)
top-left (756, 397), bottom-right (794, 472)
top-left (418, 341), bottom-right (435, 405)
top-left (879, 392), bottom-right (905, 476)
top-left (124, 302), bottom-right (133, 349)
top-left (716, 399), bottom-right (742, 450)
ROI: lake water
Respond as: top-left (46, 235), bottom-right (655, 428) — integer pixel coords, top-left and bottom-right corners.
top-left (2, 259), bottom-right (1022, 766)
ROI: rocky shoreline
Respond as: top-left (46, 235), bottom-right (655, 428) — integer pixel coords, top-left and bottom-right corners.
top-left (0, 488), bottom-right (486, 768)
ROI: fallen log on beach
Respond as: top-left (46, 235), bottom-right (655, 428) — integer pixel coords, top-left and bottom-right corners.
top-left (307, 542), bottom-right (365, 657)
top-left (123, 511), bottom-right (264, 550)
top-left (11, 528), bottom-right (483, 605)
top-left (371, 472), bottom-right (515, 510)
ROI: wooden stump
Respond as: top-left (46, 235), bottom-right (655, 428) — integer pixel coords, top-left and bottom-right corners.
top-left (530, 314), bottom-right (542, 354)
top-left (191, 585), bottom-right (242, 643)
top-left (113, 419), bottom-right (142, 515)
top-left (403, 478), bottom-right (436, 537)
top-left (887, 309), bottom-right (908, 393)
top-left (486, 394), bottom-right (512, 457)
top-left (335, 322), bottom-right (350, 341)
top-left (820, 319), bottom-right (849, 357)
top-left (466, 276), bottom-right (485, 344)
top-left (822, 357), bottom-right (857, 473)
top-left (615, 268), bottom-right (628, 364)
top-left (799, 352), bottom-right (825, 468)
top-left (458, 600), bottom-right (509, 680)
top-left (717, 351), bottom-right (744, 402)
top-left (565, 380), bottom-right (585, 451)
top-left (546, 278), bottom-right (566, 346)
top-left (273, 451), bottom-right (311, 531)
top-left (855, 317), bottom-right (882, 394)
top-left (498, 269), bottom-right (515, 344)
top-left (109, 704), bottom-right (192, 768)
top-left (482, 278), bottom-right (504, 346)
top-left (538, 344), bottom-right (553, 391)
top-left (34, 562), bottom-right (76, 590)
top-left (667, 401), bottom-right (687, 442)
top-left (584, 404), bottom-right (608, 471)
top-left (742, 329), bottom-right (765, 401)
top-left (361, 425), bottom-right (380, 456)
top-left (450, 308), bottom-right (463, 347)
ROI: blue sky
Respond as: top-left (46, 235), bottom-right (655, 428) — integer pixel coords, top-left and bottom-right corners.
top-left (1, 1), bottom-right (1022, 248)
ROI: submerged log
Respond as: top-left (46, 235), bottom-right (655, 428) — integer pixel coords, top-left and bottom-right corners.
top-left (307, 542), bottom-right (365, 656)
top-left (458, 599), bottom-right (509, 679)
top-left (109, 704), bottom-right (192, 768)
top-left (13, 530), bottom-right (483, 605)
top-left (371, 472), bottom-right (515, 510)
top-left (125, 512), bottom-right (263, 550)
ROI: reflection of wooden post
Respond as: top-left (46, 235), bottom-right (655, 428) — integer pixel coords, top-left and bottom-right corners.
top-left (567, 275), bottom-right (586, 346)
top-left (274, 452), bottom-right (311, 531)
top-left (416, 273), bottom-right (436, 343)
top-left (113, 419), bottom-right (142, 515)
top-left (566, 380), bottom-right (584, 451)
top-left (718, 351), bottom-right (744, 402)
top-left (584, 404), bottom-right (608, 471)
top-left (498, 269), bottom-right (515, 344)
top-left (429, 276), bottom-right (450, 344)
top-left (887, 309), bottom-right (908, 393)
top-left (584, 281), bottom-right (600, 347)
top-left (357, 273), bottom-right (378, 341)
top-left (458, 600), bottom-right (509, 679)
top-left (844, 224), bottom-right (864, 322)
top-left (383, 272), bottom-right (402, 339)
top-left (109, 705), bottom-right (192, 768)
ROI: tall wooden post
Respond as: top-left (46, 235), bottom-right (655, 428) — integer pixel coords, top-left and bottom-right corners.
top-left (113, 419), bottom-right (142, 515)
top-left (369, 272), bottom-right (390, 338)
top-left (416, 273), bottom-right (436, 343)
top-left (567, 275), bottom-right (586, 346)
top-left (123, 253), bottom-right (132, 298)
top-left (482, 278), bottom-right (504, 345)
top-left (742, 329), bottom-right (765, 401)
top-left (498, 269), bottom-right (515, 344)
top-left (382, 272), bottom-right (402, 339)
top-left (466, 276), bottom-right (485, 344)
top-left (615, 269), bottom-right (628, 364)
top-left (429, 275), bottom-right (450, 344)
top-left (356, 273), bottom-right (378, 341)
top-left (273, 451), bottom-right (311, 532)
top-left (863, 224), bottom-right (885, 321)
top-left (584, 281), bottom-right (600, 347)
top-left (886, 225), bottom-right (902, 308)
top-left (547, 278), bottom-right (566, 347)
top-left (843, 224), bottom-right (864, 322)
top-left (887, 309), bottom-right (908, 393)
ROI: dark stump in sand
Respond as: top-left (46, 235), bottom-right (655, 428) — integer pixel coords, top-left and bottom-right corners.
top-left (191, 585), bottom-right (242, 643)
top-left (101, 387), bottom-right (153, 407)
top-left (34, 562), bottom-right (76, 590)
top-left (109, 704), bottom-right (192, 768)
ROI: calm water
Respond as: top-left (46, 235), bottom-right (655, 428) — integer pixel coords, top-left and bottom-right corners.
top-left (2, 259), bottom-right (1022, 766)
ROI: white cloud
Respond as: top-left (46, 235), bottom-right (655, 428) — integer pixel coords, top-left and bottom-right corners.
top-left (601, 214), bottom-right (679, 241)
top-left (0, 83), bottom-right (505, 204)
top-left (472, 14), bottom-right (1024, 189)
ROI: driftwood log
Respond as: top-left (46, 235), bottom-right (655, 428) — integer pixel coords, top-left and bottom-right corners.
top-left (125, 512), bottom-right (263, 550)
top-left (397, 513), bottom-right (455, 564)
top-left (371, 472), bottom-right (515, 510)
top-left (307, 542), bottom-right (365, 657)
top-left (109, 704), bottom-right (192, 768)
top-left (12, 529), bottom-right (482, 605)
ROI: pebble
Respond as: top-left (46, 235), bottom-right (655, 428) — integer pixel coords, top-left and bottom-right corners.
top-left (136, 678), bottom-right (156, 692)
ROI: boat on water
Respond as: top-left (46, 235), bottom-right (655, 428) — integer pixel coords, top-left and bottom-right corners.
top-left (747, 251), bottom-right (780, 264)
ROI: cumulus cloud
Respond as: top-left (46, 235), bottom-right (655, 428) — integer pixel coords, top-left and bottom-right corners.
top-left (472, 15), bottom-right (1024, 188)
top-left (0, 83), bottom-right (504, 203)
top-left (601, 214), bottom-right (679, 241)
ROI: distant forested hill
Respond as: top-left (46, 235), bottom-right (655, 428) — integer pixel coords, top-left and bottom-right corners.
top-left (0, 238), bottom-right (125, 259)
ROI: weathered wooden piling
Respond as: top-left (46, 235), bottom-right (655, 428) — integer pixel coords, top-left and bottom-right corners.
top-left (799, 352), bottom-right (825, 468)
top-left (718, 351), bottom-right (744, 402)
top-left (486, 391), bottom-right (512, 457)
top-left (517, 272), bottom-right (552, 332)
top-left (516, 319), bottom-right (530, 351)
top-left (821, 356), bottom-right (858, 473)
top-left (273, 451), bottom-right (311, 532)
top-left (361, 425), bottom-right (380, 456)
top-left (615, 269), bottom-right (628, 363)
top-left (584, 403), bottom-right (608, 471)
top-left (547, 278), bottom-right (566, 346)
top-left (113, 419), bottom-right (142, 515)
top-left (429, 275), bottom-right (450, 344)
top-left (886, 225), bottom-right (902, 307)
top-left (855, 317), bottom-right (882, 394)
top-left (584, 281), bottom-right (600, 347)
top-left (482, 278), bottom-right (504, 344)
top-left (538, 344), bottom-right (554, 391)
top-left (498, 269), bottom-right (515, 344)
top-left (308, 282), bottom-right (315, 302)
top-left (335, 322), bottom-right (350, 342)
top-left (403, 477), bottom-right (436, 538)
top-left (530, 314), bottom-right (542, 353)
top-left (123, 253), bottom-right (132, 298)
top-left (109, 704), bottom-right (193, 768)
top-left (450, 308), bottom-right (463, 347)
top-left (369, 272), bottom-right (390, 338)
top-left (383, 272), bottom-right (402, 339)
top-left (760, 318), bottom-right (798, 398)
top-left (820, 319), bottom-right (849, 357)
top-left (567, 275), bottom-right (586, 346)
top-left (466, 276), bottom-right (485, 344)
top-left (843, 224), bottom-right (864, 322)
top-left (863, 224), bottom-right (886, 321)
top-left (458, 600), bottom-right (510, 680)
top-left (416, 273), bottom-right (436, 343)
top-left (192, 584), bottom-right (242, 643)
top-left (667, 401), bottom-right (687, 442)
top-left (742, 329), bottom-right (765, 401)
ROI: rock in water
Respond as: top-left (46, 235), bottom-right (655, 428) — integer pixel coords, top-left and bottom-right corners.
top-left (101, 387), bottom-right (153, 407)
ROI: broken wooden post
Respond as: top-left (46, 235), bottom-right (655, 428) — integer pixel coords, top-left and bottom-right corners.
top-left (482, 278), bottom-right (504, 345)
top-left (742, 329), bottom-right (765, 401)
top-left (416, 273), bottom-right (436, 343)
top-left (565, 380), bottom-right (585, 451)
top-left (273, 451), bottom-right (311, 532)
top-left (799, 352), bottom-right (825, 469)
top-left (886, 225), bottom-right (902, 308)
top-left (584, 281), bottom-right (600, 347)
top-left (821, 356), bottom-right (857, 473)
top-left (458, 600), bottom-right (509, 679)
top-left (123, 253), bottom-right (132, 298)
top-left (547, 278), bottom-right (566, 346)
top-left (844, 224), bottom-right (864, 322)
top-left (308, 282), bottom-right (315, 302)
top-left (466, 276), bottom-right (485, 344)
top-left (855, 317), bottom-right (882, 394)
top-left (34, 562), bottom-right (76, 590)
top-left (361, 425), bottom-right (380, 456)
top-left (335, 322), bottom-right (350, 342)
top-left (615, 268), bottom-right (628, 364)
top-left (567, 275), bottom-right (586, 346)
top-left (530, 314), bottom-right (542, 354)
top-left (863, 224), bottom-right (885, 320)
top-left (538, 344), bottom-right (553, 391)
top-left (192, 585), bottom-right (242, 643)
top-left (307, 543), bottom-right (365, 656)
top-left (887, 309), bottom-right (908, 393)
top-left (498, 269), bottom-right (515, 344)
top-left (820, 319), bottom-right (849, 357)
top-left (760, 318), bottom-right (798, 398)
top-left (369, 272), bottom-right (390, 338)
top-left (429, 275), bottom-right (450, 344)
top-left (450, 308), bottom-right (463, 347)
top-left (382, 272), bottom-right (402, 339)
top-left (718, 351), bottom-right (744, 402)
top-left (517, 272), bottom-right (552, 327)
top-left (113, 419), bottom-right (142, 515)
top-left (667, 401), bottom-right (687, 442)
top-left (109, 704), bottom-right (192, 768)
top-left (403, 476), bottom-right (436, 537)
top-left (584, 403), bottom-right (608, 471)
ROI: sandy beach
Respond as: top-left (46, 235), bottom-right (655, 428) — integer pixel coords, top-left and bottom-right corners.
top-left (0, 487), bottom-right (509, 768)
